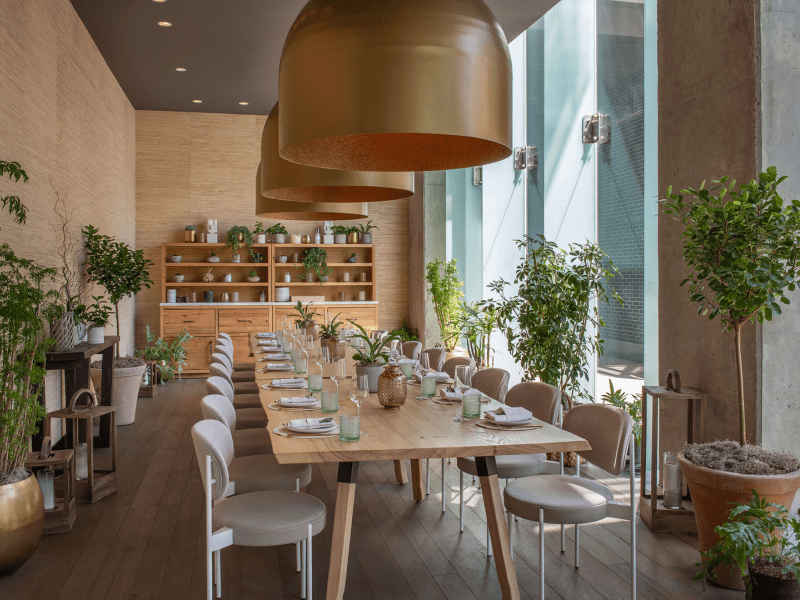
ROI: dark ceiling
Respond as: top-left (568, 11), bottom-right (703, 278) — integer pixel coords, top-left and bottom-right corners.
top-left (69, 0), bottom-right (558, 115)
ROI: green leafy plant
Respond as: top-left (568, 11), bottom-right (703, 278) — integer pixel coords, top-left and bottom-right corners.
top-left (135, 325), bottom-right (192, 383)
top-left (185, 225), bottom-right (196, 231)
top-left (267, 223), bottom-right (288, 236)
top-left (74, 295), bottom-right (113, 327)
top-left (600, 381), bottom-right (642, 445)
top-left (357, 220), bottom-right (378, 234)
top-left (696, 491), bottom-right (800, 598)
top-left (424, 257), bottom-right (464, 352)
top-left (348, 320), bottom-right (400, 366)
top-left (292, 300), bottom-right (319, 327)
top-left (300, 247), bottom-right (330, 281)
top-left (0, 160), bottom-right (28, 226)
top-left (450, 301), bottom-right (498, 369)
top-left (662, 168), bottom-right (800, 444)
top-left (484, 235), bottom-right (620, 409)
top-left (226, 225), bottom-right (253, 257)
top-left (253, 221), bottom-right (266, 235)
top-left (331, 225), bottom-right (350, 236)
top-left (319, 313), bottom-right (343, 338)
top-left (83, 225), bottom-right (154, 358)
top-left (249, 270), bottom-right (258, 278)
top-left (0, 244), bottom-right (59, 479)
top-left (390, 320), bottom-right (419, 342)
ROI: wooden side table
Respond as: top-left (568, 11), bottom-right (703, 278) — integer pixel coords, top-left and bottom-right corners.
top-left (47, 405), bottom-right (118, 504)
top-left (24, 449), bottom-right (76, 534)
top-left (640, 385), bottom-right (706, 533)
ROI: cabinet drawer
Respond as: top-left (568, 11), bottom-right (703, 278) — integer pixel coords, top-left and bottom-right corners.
top-left (327, 306), bottom-right (377, 330)
top-left (163, 309), bottom-right (216, 335)
top-left (179, 336), bottom-right (215, 372)
top-left (218, 309), bottom-right (271, 333)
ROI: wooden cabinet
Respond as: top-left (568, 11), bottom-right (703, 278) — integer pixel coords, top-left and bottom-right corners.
top-left (274, 306), bottom-right (300, 327)
top-left (327, 305), bottom-right (378, 331)
top-left (218, 308), bottom-right (271, 333)
top-left (163, 308), bottom-right (216, 335)
top-left (180, 336), bottom-right (215, 373)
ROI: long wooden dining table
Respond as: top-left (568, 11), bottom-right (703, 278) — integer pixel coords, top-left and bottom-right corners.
top-left (252, 339), bottom-right (591, 600)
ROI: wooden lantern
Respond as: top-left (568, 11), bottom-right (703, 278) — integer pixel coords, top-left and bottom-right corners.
top-left (24, 439), bottom-right (76, 535)
top-left (138, 360), bottom-right (158, 398)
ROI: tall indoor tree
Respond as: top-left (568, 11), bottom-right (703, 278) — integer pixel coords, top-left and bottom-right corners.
top-left (424, 257), bottom-right (464, 352)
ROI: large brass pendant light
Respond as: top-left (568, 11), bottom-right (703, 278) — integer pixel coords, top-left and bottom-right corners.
top-left (256, 163), bottom-right (368, 219)
top-left (278, 0), bottom-right (512, 172)
top-left (261, 103), bottom-right (413, 204)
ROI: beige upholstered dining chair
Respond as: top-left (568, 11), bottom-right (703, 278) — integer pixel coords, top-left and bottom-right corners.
top-left (421, 348), bottom-right (446, 372)
top-left (201, 394), bottom-right (272, 457)
top-left (402, 340), bottom-right (422, 360)
top-left (217, 334), bottom-right (256, 372)
top-left (503, 403), bottom-right (636, 600)
top-left (209, 362), bottom-right (259, 395)
top-left (191, 420), bottom-right (323, 600)
top-left (441, 356), bottom-right (475, 380)
top-left (204, 376), bottom-right (268, 429)
top-left (470, 367), bottom-right (510, 403)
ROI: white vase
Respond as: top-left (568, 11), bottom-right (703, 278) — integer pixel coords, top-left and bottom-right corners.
top-left (256, 234), bottom-right (266, 244)
top-left (90, 363), bottom-right (147, 426)
top-left (273, 233), bottom-right (285, 244)
top-left (87, 326), bottom-right (105, 345)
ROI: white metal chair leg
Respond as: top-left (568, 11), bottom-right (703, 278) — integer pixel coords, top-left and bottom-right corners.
top-left (459, 470), bottom-right (464, 532)
top-left (629, 432), bottom-right (637, 600)
top-left (441, 458), bottom-right (446, 512)
top-left (487, 524), bottom-right (492, 556)
top-left (426, 459), bottom-right (430, 495)
top-left (539, 509), bottom-right (545, 600)
top-left (300, 539), bottom-right (307, 599)
top-left (206, 457), bottom-right (214, 600)
top-left (306, 524), bottom-right (313, 600)
top-left (214, 550), bottom-right (221, 598)
top-left (507, 511), bottom-right (513, 556)
top-left (575, 456), bottom-right (581, 569)
top-left (296, 477), bottom-right (302, 572)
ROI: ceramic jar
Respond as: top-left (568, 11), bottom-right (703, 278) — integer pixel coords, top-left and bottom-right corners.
top-left (256, 234), bottom-right (266, 244)
top-left (362, 233), bottom-right (373, 244)
top-left (289, 234), bottom-right (302, 244)
top-left (273, 233), bottom-right (286, 244)
top-left (170, 254), bottom-right (181, 263)
top-left (334, 234), bottom-right (347, 244)
top-left (377, 365), bottom-right (407, 409)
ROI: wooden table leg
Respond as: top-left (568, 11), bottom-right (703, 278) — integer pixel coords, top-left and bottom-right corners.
top-left (409, 459), bottom-right (425, 502)
top-left (327, 462), bottom-right (358, 600)
top-left (98, 344), bottom-right (115, 448)
top-left (476, 456), bottom-right (520, 600)
top-left (393, 459), bottom-right (408, 484)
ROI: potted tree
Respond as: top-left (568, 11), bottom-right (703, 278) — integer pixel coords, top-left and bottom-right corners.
top-left (424, 257), bottom-right (464, 353)
top-left (301, 247), bottom-right (330, 283)
top-left (331, 225), bottom-right (349, 244)
top-left (349, 320), bottom-right (400, 392)
top-left (83, 225), bottom-right (153, 426)
top-left (357, 220), bottom-right (378, 244)
top-left (662, 168), bottom-right (800, 588)
top-left (0, 243), bottom-right (59, 573)
top-left (450, 301), bottom-right (497, 368)
top-left (267, 223), bottom-right (288, 244)
top-left (696, 491), bottom-right (800, 599)
top-left (253, 221), bottom-right (267, 244)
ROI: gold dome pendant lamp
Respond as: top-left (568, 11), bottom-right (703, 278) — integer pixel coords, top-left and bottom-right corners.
top-left (278, 0), bottom-right (512, 172)
top-left (256, 163), bottom-right (368, 220)
top-left (261, 102), bottom-right (413, 204)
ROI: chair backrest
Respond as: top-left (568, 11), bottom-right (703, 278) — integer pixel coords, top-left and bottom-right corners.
top-left (205, 376), bottom-right (234, 402)
top-left (371, 329), bottom-right (389, 342)
top-left (402, 341), bottom-right (422, 360)
top-left (441, 356), bottom-right (476, 380)
top-left (211, 352), bottom-right (233, 372)
top-left (504, 382), bottom-right (561, 425)
top-left (563, 403), bottom-right (633, 476)
top-left (421, 348), bottom-right (446, 371)
top-left (215, 344), bottom-right (233, 362)
top-left (201, 394), bottom-right (237, 433)
top-left (208, 363), bottom-right (234, 387)
top-left (191, 419), bottom-right (234, 502)
top-left (218, 333), bottom-right (232, 343)
top-left (471, 368), bottom-right (510, 403)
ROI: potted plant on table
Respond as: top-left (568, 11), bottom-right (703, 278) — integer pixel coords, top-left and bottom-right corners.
top-left (75, 296), bottom-right (113, 345)
top-left (301, 247), bottom-right (330, 283)
top-left (424, 257), bottom-right (464, 353)
top-left (331, 225), bottom-right (349, 244)
top-left (292, 300), bottom-right (320, 338)
top-left (357, 220), bottom-right (378, 244)
top-left (349, 320), bottom-right (400, 393)
top-left (83, 225), bottom-right (153, 426)
top-left (319, 313), bottom-right (345, 353)
top-left (267, 223), bottom-right (288, 244)
top-left (662, 168), bottom-right (800, 588)
top-left (253, 221), bottom-right (267, 244)
top-left (696, 491), bottom-right (800, 599)
top-left (135, 325), bottom-right (192, 384)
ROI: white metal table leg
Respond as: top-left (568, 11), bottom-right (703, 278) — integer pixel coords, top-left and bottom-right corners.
top-left (459, 470), bottom-right (464, 532)
top-left (441, 458), bottom-right (446, 512)
top-left (539, 509), bottom-right (545, 600)
top-left (307, 524), bottom-right (313, 600)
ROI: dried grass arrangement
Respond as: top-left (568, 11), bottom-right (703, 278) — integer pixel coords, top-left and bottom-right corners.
top-left (685, 441), bottom-right (800, 476)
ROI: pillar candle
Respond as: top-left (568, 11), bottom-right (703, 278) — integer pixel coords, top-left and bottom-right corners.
top-left (76, 442), bottom-right (88, 480)
top-left (37, 468), bottom-right (55, 510)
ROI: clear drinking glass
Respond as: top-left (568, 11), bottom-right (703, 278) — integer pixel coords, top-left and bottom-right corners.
top-left (399, 362), bottom-right (413, 379)
top-left (420, 375), bottom-right (437, 398)
top-left (456, 388), bottom-right (482, 421)
top-left (294, 347), bottom-right (308, 374)
top-left (308, 347), bottom-right (325, 395)
top-left (339, 415), bottom-right (360, 442)
top-left (419, 352), bottom-right (430, 374)
top-left (454, 365), bottom-right (471, 394)
top-left (321, 385), bottom-right (339, 413)
top-left (283, 338), bottom-right (293, 355)
top-left (350, 374), bottom-right (369, 416)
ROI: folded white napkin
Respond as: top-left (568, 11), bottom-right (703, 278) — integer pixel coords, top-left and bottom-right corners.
top-left (484, 406), bottom-right (533, 423)
top-left (280, 396), bottom-right (317, 406)
top-left (439, 388), bottom-right (463, 400)
top-left (273, 378), bottom-right (306, 386)
top-left (398, 358), bottom-right (419, 366)
top-left (287, 417), bottom-right (336, 431)
top-left (261, 353), bottom-right (289, 360)
top-left (416, 371), bottom-right (449, 382)
top-left (256, 332), bottom-right (276, 338)
top-left (267, 363), bottom-right (293, 370)
top-left (258, 340), bottom-right (278, 346)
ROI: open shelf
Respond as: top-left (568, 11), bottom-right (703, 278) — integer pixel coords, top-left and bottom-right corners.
top-left (273, 262), bottom-right (372, 267)
top-left (277, 282), bottom-right (373, 286)
top-left (166, 282), bottom-right (269, 287)
top-left (166, 263), bottom-right (268, 267)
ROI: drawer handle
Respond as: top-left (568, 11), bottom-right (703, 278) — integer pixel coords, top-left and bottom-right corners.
top-left (183, 320), bottom-right (195, 323)
top-left (237, 319), bottom-right (252, 323)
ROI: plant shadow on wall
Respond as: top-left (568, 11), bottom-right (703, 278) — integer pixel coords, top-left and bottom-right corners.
top-left (482, 235), bottom-right (621, 409)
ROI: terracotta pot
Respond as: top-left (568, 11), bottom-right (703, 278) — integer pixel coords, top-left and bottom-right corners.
top-left (0, 472), bottom-right (44, 574)
top-left (679, 451), bottom-right (800, 590)
top-left (91, 363), bottom-right (148, 426)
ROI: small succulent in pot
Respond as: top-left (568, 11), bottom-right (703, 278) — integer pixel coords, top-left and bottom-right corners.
top-left (357, 220), bottom-right (378, 243)
top-left (347, 252), bottom-right (357, 263)
top-left (208, 249), bottom-right (220, 263)
top-left (173, 273), bottom-right (184, 283)
top-left (247, 270), bottom-right (260, 283)
top-left (184, 225), bottom-right (196, 242)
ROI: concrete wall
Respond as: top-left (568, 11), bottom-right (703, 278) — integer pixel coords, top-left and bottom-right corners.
top-left (658, 0), bottom-right (760, 446)
top-left (760, 0), bottom-right (800, 455)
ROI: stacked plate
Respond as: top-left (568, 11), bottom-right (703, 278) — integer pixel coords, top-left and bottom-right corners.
top-left (275, 287), bottom-right (290, 302)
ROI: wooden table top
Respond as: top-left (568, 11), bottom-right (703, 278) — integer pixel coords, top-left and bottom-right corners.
top-left (253, 341), bottom-right (590, 465)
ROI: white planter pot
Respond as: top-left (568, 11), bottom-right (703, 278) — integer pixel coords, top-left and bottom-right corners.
top-left (87, 326), bottom-right (105, 345)
top-left (273, 233), bottom-right (285, 244)
top-left (90, 363), bottom-right (147, 426)
top-left (356, 364), bottom-right (384, 393)
top-left (256, 234), bottom-right (266, 244)
top-left (334, 234), bottom-right (347, 244)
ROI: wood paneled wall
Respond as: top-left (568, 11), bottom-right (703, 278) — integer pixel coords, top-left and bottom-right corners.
top-left (0, 0), bottom-right (136, 427)
top-left (135, 111), bottom-right (409, 346)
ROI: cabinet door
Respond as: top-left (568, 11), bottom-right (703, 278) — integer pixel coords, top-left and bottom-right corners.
top-left (180, 336), bottom-right (215, 372)
top-left (163, 309), bottom-right (216, 335)
top-left (274, 306), bottom-right (300, 328)
top-left (218, 308), bottom-right (271, 333)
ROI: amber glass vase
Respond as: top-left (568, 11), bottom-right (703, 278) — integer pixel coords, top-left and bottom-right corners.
top-left (328, 337), bottom-right (348, 360)
top-left (377, 365), bottom-right (407, 409)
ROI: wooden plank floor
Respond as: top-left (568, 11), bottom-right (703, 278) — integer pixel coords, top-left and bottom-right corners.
top-left (0, 380), bottom-right (740, 600)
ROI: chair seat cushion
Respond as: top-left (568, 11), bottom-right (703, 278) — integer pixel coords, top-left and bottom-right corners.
top-left (233, 361), bottom-right (256, 372)
top-left (213, 491), bottom-right (325, 547)
top-left (229, 454), bottom-right (312, 493)
top-left (232, 370), bottom-right (256, 383)
top-left (233, 381), bottom-right (260, 395)
top-left (456, 454), bottom-right (546, 479)
top-left (504, 475), bottom-right (614, 524)
top-left (233, 394), bottom-right (262, 410)
top-left (232, 428), bottom-right (272, 457)
top-left (234, 408), bottom-right (268, 429)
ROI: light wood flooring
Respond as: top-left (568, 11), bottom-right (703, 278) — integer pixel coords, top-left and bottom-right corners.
top-left (0, 379), bottom-right (740, 600)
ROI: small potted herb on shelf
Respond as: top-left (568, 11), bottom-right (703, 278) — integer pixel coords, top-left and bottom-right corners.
top-left (349, 320), bottom-right (400, 393)
top-left (696, 491), bottom-right (800, 599)
top-left (173, 273), bottom-right (184, 283)
top-left (347, 252), bottom-right (357, 263)
top-left (254, 221), bottom-right (267, 244)
top-left (357, 220), bottom-right (378, 244)
top-left (226, 225), bottom-right (253, 261)
top-left (331, 225), bottom-right (349, 244)
top-left (184, 225), bottom-right (196, 242)
top-left (267, 223), bottom-right (288, 244)
top-left (75, 296), bottom-right (113, 345)
top-left (347, 226), bottom-right (360, 244)
top-left (247, 270), bottom-right (260, 283)
top-left (300, 247), bottom-right (330, 283)
top-left (208, 248), bottom-right (220, 263)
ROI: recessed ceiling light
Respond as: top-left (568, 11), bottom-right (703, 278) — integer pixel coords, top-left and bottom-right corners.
top-left (192, 100), bottom-right (203, 103)
top-left (239, 102), bottom-right (249, 106)
top-left (175, 68), bottom-right (186, 72)
top-left (158, 21), bottom-right (172, 27)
